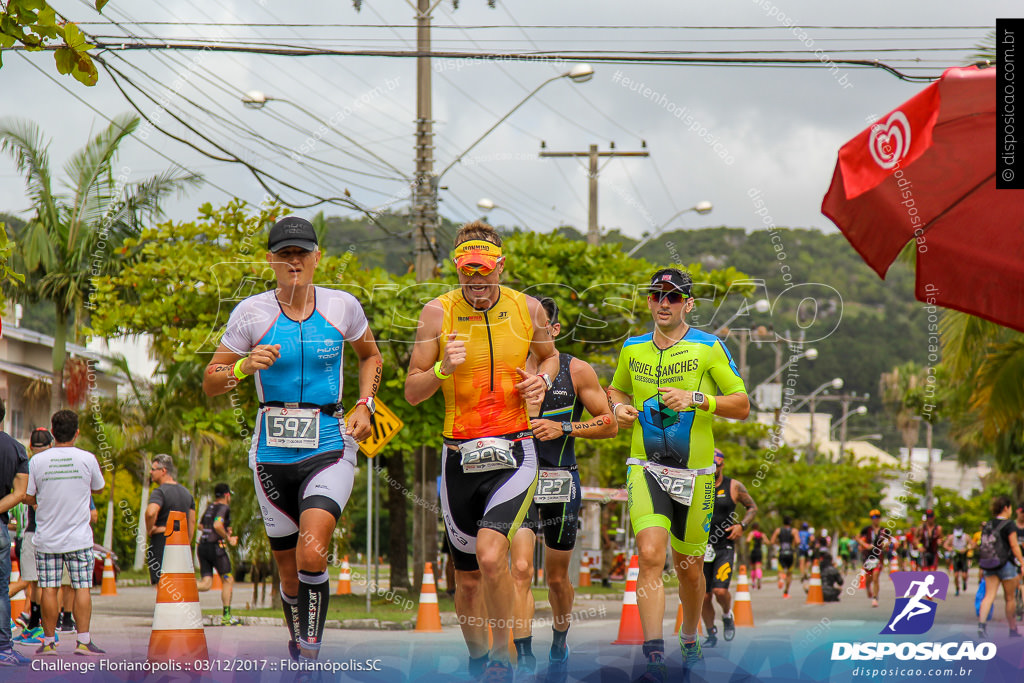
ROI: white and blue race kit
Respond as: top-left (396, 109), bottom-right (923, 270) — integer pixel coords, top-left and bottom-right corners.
top-left (221, 287), bottom-right (367, 550)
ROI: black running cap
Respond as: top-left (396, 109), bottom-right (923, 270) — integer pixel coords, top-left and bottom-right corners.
top-left (648, 268), bottom-right (692, 297)
top-left (268, 216), bottom-right (318, 253)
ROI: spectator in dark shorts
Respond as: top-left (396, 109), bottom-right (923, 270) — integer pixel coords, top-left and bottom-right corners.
top-left (25, 410), bottom-right (105, 656)
top-left (145, 454), bottom-right (195, 585)
top-left (0, 398), bottom-right (29, 666)
top-left (197, 483), bottom-right (239, 625)
top-left (820, 554), bottom-right (843, 602)
top-left (977, 495), bottom-right (1024, 638)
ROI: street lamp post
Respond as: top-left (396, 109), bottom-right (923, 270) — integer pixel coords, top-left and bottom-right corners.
top-left (831, 404), bottom-right (868, 462)
top-left (806, 377), bottom-right (843, 465)
top-left (626, 201), bottom-right (713, 257)
top-left (714, 299), bottom-right (770, 385)
top-left (477, 198), bottom-right (531, 231)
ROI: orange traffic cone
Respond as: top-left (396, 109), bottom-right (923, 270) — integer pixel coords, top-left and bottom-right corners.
top-left (10, 558), bottom-right (25, 619)
top-left (415, 562), bottom-right (443, 632)
top-left (148, 511), bottom-right (208, 662)
top-left (579, 556), bottom-right (592, 588)
top-left (612, 555), bottom-right (644, 644)
top-left (673, 603), bottom-right (704, 635)
top-left (858, 571), bottom-right (866, 590)
top-left (336, 556), bottom-right (352, 595)
top-left (805, 560), bottom-right (824, 605)
top-left (100, 553), bottom-right (117, 596)
top-left (889, 557), bottom-right (899, 575)
top-left (211, 568), bottom-right (223, 591)
top-left (734, 565), bottom-right (755, 626)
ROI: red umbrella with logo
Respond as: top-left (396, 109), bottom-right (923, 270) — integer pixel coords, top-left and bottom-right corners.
top-left (822, 65), bottom-right (1024, 332)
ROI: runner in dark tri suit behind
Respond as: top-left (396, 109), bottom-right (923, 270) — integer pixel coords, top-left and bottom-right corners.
top-left (700, 450), bottom-right (757, 648)
top-left (770, 517), bottom-right (797, 599)
top-left (918, 508), bottom-right (943, 572)
top-left (746, 522), bottom-right (765, 590)
top-left (509, 297), bottom-right (616, 673)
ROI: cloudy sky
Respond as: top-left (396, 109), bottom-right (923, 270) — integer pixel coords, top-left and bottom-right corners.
top-left (0, 1), bottom-right (1012, 242)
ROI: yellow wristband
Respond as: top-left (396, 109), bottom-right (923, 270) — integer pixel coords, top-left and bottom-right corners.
top-left (233, 359), bottom-right (249, 380)
top-left (433, 361), bottom-right (451, 380)
top-left (705, 395), bottom-right (717, 413)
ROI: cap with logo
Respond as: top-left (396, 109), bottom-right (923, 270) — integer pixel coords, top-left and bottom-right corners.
top-left (648, 268), bottom-right (692, 297)
top-left (453, 239), bottom-right (503, 270)
top-left (268, 216), bottom-right (318, 253)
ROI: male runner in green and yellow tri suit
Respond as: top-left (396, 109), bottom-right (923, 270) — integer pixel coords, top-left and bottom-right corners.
top-left (607, 268), bottom-right (749, 681)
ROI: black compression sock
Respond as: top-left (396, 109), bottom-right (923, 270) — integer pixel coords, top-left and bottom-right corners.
top-left (643, 638), bottom-right (665, 663)
top-left (297, 569), bottom-right (330, 651)
top-left (469, 653), bottom-right (489, 676)
top-left (280, 588), bottom-right (301, 644)
top-left (551, 625), bottom-right (569, 656)
top-left (28, 602), bottom-right (41, 630)
top-left (513, 636), bottom-right (534, 658)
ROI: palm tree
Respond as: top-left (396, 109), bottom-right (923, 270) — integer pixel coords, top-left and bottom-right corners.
top-left (0, 114), bottom-right (202, 413)
top-left (879, 361), bottom-right (929, 464)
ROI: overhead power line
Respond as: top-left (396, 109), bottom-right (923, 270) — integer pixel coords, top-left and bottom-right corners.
top-left (41, 44), bottom-right (954, 81)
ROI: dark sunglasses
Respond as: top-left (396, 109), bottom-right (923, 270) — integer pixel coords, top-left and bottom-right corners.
top-left (648, 290), bottom-right (688, 304)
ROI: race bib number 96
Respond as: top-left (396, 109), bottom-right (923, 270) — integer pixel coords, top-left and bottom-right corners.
top-left (265, 407), bottom-right (320, 449)
top-left (650, 465), bottom-right (695, 506)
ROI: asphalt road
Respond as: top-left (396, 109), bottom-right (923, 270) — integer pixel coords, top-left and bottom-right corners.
top-left (9, 574), bottom-right (1024, 683)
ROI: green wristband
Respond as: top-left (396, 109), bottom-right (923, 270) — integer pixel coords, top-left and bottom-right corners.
top-left (232, 359), bottom-right (249, 380)
top-left (434, 361), bottom-right (452, 380)
top-left (705, 395), bottom-right (717, 413)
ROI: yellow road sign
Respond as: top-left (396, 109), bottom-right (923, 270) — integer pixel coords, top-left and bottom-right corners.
top-left (346, 400), bottom-right (404, 458)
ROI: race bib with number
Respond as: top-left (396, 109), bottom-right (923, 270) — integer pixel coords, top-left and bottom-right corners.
top-left (534, 469), bottom-right (573, 504)
top-left (459, 437), bottom-right (517, 473)
top-left (649, 464), bottom-right (695, 506)
top-left (264, 407), bottom-right (320, 449)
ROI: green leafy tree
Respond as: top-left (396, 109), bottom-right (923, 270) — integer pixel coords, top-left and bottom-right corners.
top-left (0, 1), bottom-right (107, 85)
top-left (0, 113), bottom-right (202, 412)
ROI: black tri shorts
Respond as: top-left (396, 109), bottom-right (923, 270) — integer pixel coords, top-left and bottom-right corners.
top-left (520, 468), bottom-right (582, 552)
top-left (254, 450), bottom-right (356, 551)
top-left (197, 542), bottom-right (232, 578)
top-left (703, 544), bottom-right (736, 591)
top-left (439, 433), bottom-right (538, 572)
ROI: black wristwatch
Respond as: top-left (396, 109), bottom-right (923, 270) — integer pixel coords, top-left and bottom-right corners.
top-left (561, 422), bottom-right (573, 435)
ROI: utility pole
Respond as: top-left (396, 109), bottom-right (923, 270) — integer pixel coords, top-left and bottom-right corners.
top-left (539, 143), bottom-right (649, 245)
top-left (409, 0), bottom-right (442, 597)
top-left (412, 0), bottom-right (439, 278)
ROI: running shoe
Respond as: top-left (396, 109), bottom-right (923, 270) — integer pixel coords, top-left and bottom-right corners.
top-left (13, 627), bottom-right (44, 645)
top-left (58, 614), bottom-right (76, 632)
top-left (723, 615), bottom-right (736, 642)
top-left (0, 648), bottom-right (31, 666)
top-left (221, 615), bottom-right (242, 626)
top-left (74, 641), bottom-right (105, 656)
top-left (549, 643), bottom-right (569, 669)
top-left (13, 613), bottom-right (27, 629)
top-left (871, 598), bottom-right (879, 608)
top-left (633, 661), bottom-right (667, 683)
top-left (782, 592), bottom-right (790, 599)
top-left (481, 659), bottom-right (514, 683)
top-left (680, 636), bottom-right (703, 667)
top-left (1010, 629), bottom-right (1021, 638)
top-left (34, 642), bottom-right (58, 657)
top-left (287, 640), bottom-right (300, 662)
top-left (517, 652), bottom-right (536, 674)
top-left (977, 622), bottom-right (987, 638)
top-left (703, 625), bottom-right (718, 648)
